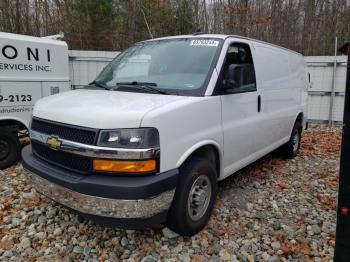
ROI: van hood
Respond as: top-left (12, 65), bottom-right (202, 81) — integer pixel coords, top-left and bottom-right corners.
top-left (33, 89), bottom-right (188, 129)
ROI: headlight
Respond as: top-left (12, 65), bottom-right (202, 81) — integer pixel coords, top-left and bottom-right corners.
top-left (97, 128), bottom-right (159, 149)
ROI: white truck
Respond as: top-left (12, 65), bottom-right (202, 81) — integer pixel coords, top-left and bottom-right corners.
top-left (0, 32), bottom-right (70, 169)
top-left (22, 34), bottom-right (309, 236)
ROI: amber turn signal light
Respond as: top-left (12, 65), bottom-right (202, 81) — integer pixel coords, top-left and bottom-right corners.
top-left (93, 159), bottom-right (156, 173)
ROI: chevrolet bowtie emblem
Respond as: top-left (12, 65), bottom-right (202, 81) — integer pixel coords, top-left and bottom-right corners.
top-left (46, 136), bottom-right (62, 149)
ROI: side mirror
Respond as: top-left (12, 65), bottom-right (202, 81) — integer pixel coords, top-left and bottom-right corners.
top-left (224, 64), bottom-right (244, 90)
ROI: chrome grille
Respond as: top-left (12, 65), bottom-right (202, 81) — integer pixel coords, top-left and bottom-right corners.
top-left (31, 118), bottom-right (97, 145)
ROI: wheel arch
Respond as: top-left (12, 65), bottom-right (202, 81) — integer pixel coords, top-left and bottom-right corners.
top-left (295, 112), bottom-right (304, 125)
top-left (293, 111), bottom-right (305, 132)
top-left (176, 140), bottom-right (222, 178)
top-left (0, 117), bottom-right (27, 133)
top-left (285, 112), bottom-right (304, 139)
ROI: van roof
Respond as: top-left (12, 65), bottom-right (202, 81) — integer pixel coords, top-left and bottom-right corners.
top-left (0, 32), bottom-right (67, 46)
top-left (144, 34), bottom-right (302, 56)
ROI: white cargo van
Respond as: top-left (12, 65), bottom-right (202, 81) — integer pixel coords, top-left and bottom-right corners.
top-left (22, 34), bottom-right (308, 236)
top-left (0, 32), bottom-right (70, 169)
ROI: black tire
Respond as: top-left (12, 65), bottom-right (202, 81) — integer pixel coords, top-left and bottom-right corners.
top-left (166, 157), bottom-right (218, 236)
top-left (0, 132), bottom-right (21, 169)
top-left (282, 121), bottom-right (302, 158)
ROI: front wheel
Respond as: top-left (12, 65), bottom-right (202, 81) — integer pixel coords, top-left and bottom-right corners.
top-left (0, 132), bottom-right (21, 169)
top-left (166, 157), bottom-right (218, 236)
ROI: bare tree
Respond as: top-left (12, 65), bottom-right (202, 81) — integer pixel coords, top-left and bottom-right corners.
top-left (0, 0), bottom-right (349, 54)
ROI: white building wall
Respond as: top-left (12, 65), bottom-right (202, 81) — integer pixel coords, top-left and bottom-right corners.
top-left (68, 51), bottom-right (348, 123)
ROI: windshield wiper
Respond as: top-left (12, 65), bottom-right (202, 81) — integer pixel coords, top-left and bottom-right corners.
top-left (89, 80), bottom-right (109, 90)
top-left (115, 81), bottom-right (170, 95)
top-left (117, 81), bottom-right (158, 87)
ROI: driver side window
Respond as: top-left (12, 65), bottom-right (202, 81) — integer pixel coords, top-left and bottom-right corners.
top-left (221, 43), bottom-right (257, 94)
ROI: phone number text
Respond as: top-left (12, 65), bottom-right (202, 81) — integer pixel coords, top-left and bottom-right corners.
top-left (0, 95), bottom-right (32, 103)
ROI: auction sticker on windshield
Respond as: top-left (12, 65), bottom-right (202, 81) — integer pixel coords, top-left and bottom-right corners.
top-left (190, 40), bottom-right (219, 47)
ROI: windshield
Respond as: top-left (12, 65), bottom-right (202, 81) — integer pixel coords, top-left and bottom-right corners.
top-left (94, 38), bottom-right (222, 96)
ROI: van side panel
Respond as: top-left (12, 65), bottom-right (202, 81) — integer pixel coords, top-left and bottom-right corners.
top-left (299, 59), bottom-right (309, 129)
top-left (253, 44), bottom-right (305, 149)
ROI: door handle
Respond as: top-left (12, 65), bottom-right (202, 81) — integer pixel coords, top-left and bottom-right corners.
top-left (258, 95), bottom-right (261, 112)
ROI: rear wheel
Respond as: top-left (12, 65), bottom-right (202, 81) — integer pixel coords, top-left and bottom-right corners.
top-left (0, 132), bottom-right (21, 169)
top-left (282, 121), bottom-right (302, 158)
top-left (166, 157), bottom-right (218, 236)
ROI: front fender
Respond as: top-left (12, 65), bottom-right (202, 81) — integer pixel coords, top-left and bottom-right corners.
top-left (176, 140), bottom-right (223, 177)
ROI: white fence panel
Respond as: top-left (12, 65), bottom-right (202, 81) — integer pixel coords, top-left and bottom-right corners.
top-left (306, 56), bottom-right (347, 123)
top-left (68, 51), bottom-right (348, 123)
top-left (308, 95), bottom-right (330, 121)
top-left (69, 50), bottom-right (119, 88)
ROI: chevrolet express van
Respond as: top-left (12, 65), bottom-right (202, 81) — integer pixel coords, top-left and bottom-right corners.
top-left (22, 34), bottom-right (308, 236)
top-left (0, 32), bottom-right (70, 169)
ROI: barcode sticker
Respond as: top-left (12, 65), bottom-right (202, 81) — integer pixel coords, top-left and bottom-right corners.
top-left (190, 40), bottom-right (219, 47)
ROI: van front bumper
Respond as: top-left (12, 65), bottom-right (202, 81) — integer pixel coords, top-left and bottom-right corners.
top-left (21, 145), bottom-right (178, 229)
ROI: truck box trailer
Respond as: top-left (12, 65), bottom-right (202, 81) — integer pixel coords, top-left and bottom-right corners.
top-left (0, 32), bottom-right (70, 169)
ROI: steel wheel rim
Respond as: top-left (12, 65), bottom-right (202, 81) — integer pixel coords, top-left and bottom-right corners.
top-left (0, 139), bottom-right (10, 160)
top-left (187, 174), bottom-right (212, 221)
top-left (292, 129), bottom-right (300, 153)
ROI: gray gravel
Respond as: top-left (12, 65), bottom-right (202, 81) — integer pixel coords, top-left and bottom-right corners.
top-left (0, 126), bottom-right (338, 261)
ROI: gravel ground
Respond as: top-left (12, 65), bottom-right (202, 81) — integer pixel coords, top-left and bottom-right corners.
top-left (0, 125), bottom-right (340, 261)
